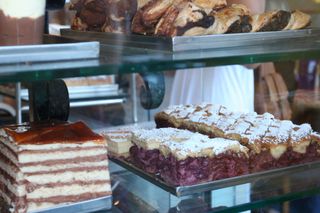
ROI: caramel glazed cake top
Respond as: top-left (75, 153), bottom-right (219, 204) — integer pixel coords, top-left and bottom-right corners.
top-left (0, 121), bottom-right (105, 146)
top-left (155, 103), bottom-right (318, 158)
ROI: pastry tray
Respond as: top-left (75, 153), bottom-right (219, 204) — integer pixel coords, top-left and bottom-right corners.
top-left (110, 157), bottom-right (320, 197)
top-left (0, 40), bottom-right (100, 64)
top-left (0, 84), bottom-right (121, 101)
top-left (0, 195), bottom-right (112, 213)
top-left (30, 196), bottom-right (112, 213)
top-left (60, 28), bottom-right (320, 52)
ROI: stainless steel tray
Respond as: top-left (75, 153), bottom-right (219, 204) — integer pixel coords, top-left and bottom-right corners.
top-left (0, 84), bottom-right (121, 101)
top-left (0, 41), bottom-right (100, 64)
top-left (31, 196), bottom-right (112, 213)
top-left (60, 28), bottom-right (320, 52)
top-left (0, 195), bottom-right (113, 213)
top-left (110, 157), bottom-right (320, 197)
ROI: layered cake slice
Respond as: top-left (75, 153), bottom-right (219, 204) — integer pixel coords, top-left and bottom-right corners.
top-left (104, 130), bottom-right (133, 159)
top-left (0, 121), bottom-right (111, 213)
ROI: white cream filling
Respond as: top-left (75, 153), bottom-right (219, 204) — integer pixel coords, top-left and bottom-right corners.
top-left (270, 145), bottom-right (287, 159)
top-left (0, 0), bottom-right (45, 19)
top-left (292, 141), bottom-right (310, 154)
top-left (21, 160), bottom-right (108, 174)
top-left (27, 183), bottom-right (111, 199)
top-left (0, 174), bottom-right (26, 196)
top-left (19, 149), bottom-right (107, 163)
top-left (0, 188), bottom-right (12, 207)
top-left (25, 170), bottom-right (110, 184)
top-left (0, 142), bottom-right (19, 166)
top-left (0, 157), bottom-right (24, 182)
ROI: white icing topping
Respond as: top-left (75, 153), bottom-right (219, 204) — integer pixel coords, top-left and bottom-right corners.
top-left (161, 133), bottom-right (247, 159)
top-left (164, 105), bottom-right (184, 115)
top-left (188, 111), bottom-right (208, 123)
top-left (291, 124), bottom-right (312, 142)
top-left (219, 106), bottom-right (231, 116)
top-left (241, 112), bottom-right (258, 125)
top-left (171, 106), bottom-right (196, 119)
top-left (226, 121), bottom-right (251, 135)
top-left (216, 117), bottom-right (237, 131)
top-left (205, 104), bottom-right (222, 115)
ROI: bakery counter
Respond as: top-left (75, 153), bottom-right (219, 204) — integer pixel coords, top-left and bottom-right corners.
top-left (100, 117), bottom-right (320, 213)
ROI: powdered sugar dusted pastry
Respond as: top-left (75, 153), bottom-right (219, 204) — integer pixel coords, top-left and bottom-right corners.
top-left (130, 128), bottom-right (193, 173)
top-left (130, 128), bottom-right (248, 185)
top-left (159, 131), bottom-right (249, 186)
top-left (155, 104), bottom-right (318, 173)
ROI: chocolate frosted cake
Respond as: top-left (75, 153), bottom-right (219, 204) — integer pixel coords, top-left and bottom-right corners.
top-left (0, 121), bottom-right (111, 213)
top-left (130, 128), bottom-right (249, 185)
top-left (155, 104), bottom-right (320, 173)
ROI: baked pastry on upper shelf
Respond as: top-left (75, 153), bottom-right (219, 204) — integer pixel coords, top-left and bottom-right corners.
top-left (155, 1), bottom-right (215, 36)
top-left (251, 10), bottom-right (311, 32)
top-left (132, 0), bottom-right (227, 36)
top-left (131, 0), bottom-right (175, 35)
top-left (206, 4), bottom-right (252, 34)
top-left (70, 0), bottom-right (137, 34)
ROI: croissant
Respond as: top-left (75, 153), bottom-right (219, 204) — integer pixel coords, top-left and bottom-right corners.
top-left (70, 0), bottom-right (137, 34)
top-left (133, 0), bottom-right (226, 36)
top-left (251, 10), bottom-right (310, 32)
top-left (207, 4), bottom-right (252, 34)
top-left (192, 0), bottom-right (226, 10)
top-left (283, 10), bottom-right (311, 30)
top-left (132, 0), bottom-right (175, 35)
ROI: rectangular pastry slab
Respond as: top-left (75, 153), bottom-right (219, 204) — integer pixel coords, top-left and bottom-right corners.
top-left (111, 157), bottom-right (320, 197)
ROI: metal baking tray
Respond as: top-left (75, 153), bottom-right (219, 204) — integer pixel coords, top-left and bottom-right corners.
top-left (110, 157), bottom-right (320, 197)
top-left (0, 195), bottom-right (113, 213)
top-left (60, 28), bottom-right (320, 52)
top-left (0, 41), bottom-right (100, 64)
top-left (30, 196), bottom-right (112, 213)
top-left (0, 84), bottom-right (120, 101)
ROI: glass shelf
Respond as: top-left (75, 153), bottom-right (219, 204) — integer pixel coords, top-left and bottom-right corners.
top-left (0, 34), bottom-right (319, 83)
top-left (109, 161), bottom-right (320, 213)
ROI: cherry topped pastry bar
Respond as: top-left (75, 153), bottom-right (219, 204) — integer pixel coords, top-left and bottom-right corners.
top-left (155, 104), bottom-right (319, 172)
top-left (130, 128), bottom-right (249, 186)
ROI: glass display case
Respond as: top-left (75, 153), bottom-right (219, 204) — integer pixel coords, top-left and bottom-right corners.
top-left (0, 1), bottom-right (320, 213)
